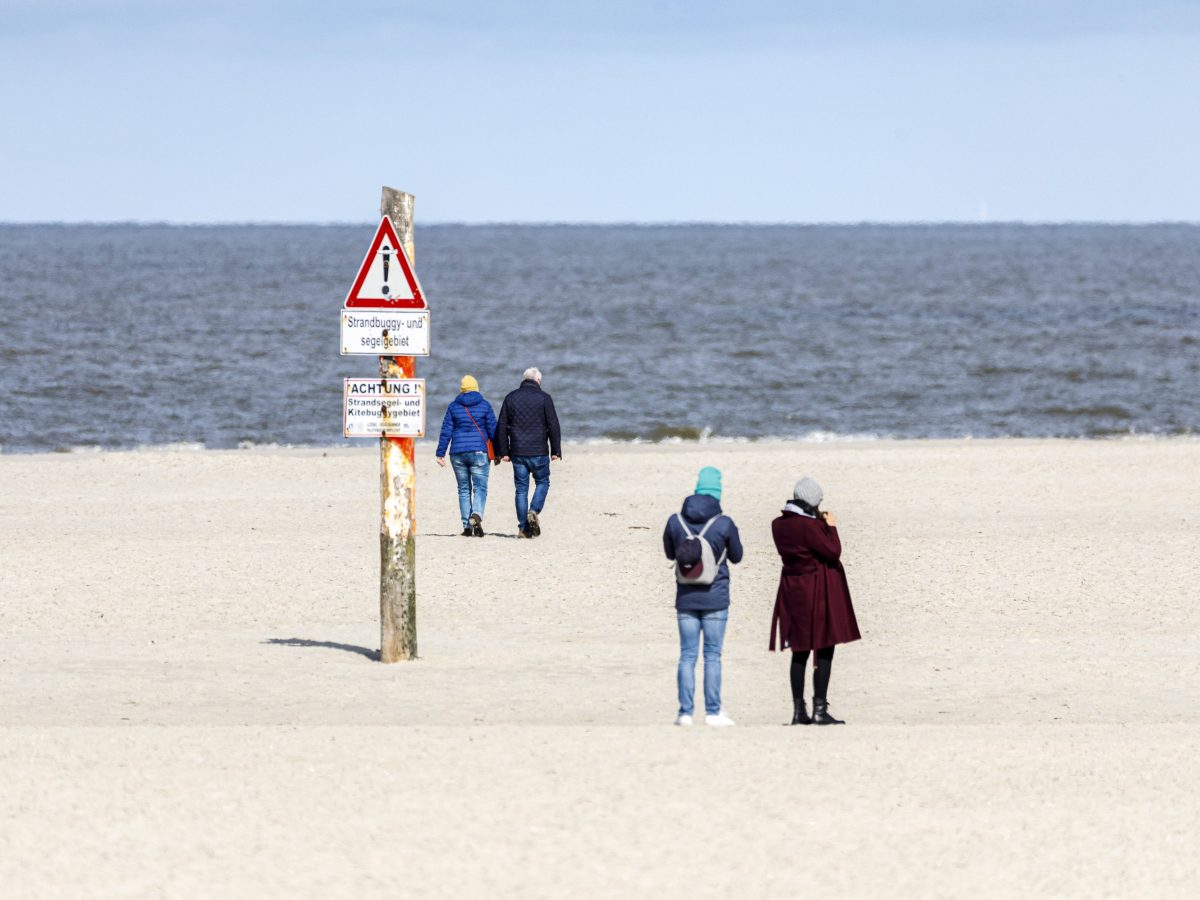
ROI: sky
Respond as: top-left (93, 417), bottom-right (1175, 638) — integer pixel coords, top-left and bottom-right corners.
top-left (2, 1), bottom-right (1199, 223)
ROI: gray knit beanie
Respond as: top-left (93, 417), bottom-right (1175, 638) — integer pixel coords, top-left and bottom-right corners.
top-left (793, 476), bottom-right (823, 507)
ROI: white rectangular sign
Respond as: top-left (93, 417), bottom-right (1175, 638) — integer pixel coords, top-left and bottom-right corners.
top-left (340, 310), bottom-right (430, 356)
top-left (343, 378), bottom-right (426, 438)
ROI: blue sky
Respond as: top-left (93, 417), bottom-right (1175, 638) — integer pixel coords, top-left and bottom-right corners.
top-left (2, 1), bottom-right (1199, 222)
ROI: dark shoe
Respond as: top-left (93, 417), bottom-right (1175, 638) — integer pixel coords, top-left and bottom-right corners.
top-left (469, 514), bottom-right (484, 537)
top-left (526, 510), bottom-right (541, 537)
top-left (811, 700), bottom-right (845, 725)
top-left (460, 527), bottom-right (473, 537)
top-left (788, 700), bottom-right (811, 726)
top-left (516, 529), bottom-right (531, 539)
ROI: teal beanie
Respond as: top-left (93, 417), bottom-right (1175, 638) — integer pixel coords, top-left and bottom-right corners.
top-left (695, 466), bottom-right (722, 500)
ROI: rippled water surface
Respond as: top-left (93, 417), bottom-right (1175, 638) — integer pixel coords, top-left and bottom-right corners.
top-left (0, 223), bottom-right (1196, 451)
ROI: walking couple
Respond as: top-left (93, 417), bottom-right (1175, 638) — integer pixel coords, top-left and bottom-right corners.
top-left (664, 467), bottom-right (861, 727)
top-left (435, 367), bottom-right (562, 539)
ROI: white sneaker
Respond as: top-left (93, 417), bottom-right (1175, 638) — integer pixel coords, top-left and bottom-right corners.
top-left (674, 714), bottom-right (693, 726)
top-left (705, 712), bottom-right (736, 727)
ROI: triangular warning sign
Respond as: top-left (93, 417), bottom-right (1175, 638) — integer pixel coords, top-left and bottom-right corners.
top-left (344, 217), bottom-right (426, 309)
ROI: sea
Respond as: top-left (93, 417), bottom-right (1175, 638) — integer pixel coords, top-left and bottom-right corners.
top-left (0, 223), bottom-right (1196, 453)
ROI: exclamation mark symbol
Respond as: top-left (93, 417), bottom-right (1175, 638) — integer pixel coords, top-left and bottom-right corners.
top-left (381, 243), bottom-right (392, 296)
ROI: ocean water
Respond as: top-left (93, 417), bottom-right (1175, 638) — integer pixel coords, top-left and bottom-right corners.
top-left (0, 223), bottom-right (1196, 452)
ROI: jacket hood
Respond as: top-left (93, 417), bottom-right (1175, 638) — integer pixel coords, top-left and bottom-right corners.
top-left (681, 493), bottom-right (722, 523)
top-left (456, 391), bottom-right (485, 407)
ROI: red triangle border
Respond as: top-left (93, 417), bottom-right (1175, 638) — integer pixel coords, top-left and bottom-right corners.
top-left (344, 216), bottom-right (426, 309)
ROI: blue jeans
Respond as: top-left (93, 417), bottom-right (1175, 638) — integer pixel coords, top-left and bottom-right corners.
top-left (677, 608), bottom-right (729, 716)
top-left (511, 455), bottom-right (550, 531)
top-left (449, 451), bottom-right (490, 528)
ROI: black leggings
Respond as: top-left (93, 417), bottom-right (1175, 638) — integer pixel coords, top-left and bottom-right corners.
top-left (790, 646), bottom-right (835, 701)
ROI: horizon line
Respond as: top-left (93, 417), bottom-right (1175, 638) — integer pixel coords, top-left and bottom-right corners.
top-left (2, 218), bottom-right (1199, 228)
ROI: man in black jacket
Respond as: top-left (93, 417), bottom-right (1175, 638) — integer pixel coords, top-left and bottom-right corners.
top-left (494, 367), bottom-right (562, 538)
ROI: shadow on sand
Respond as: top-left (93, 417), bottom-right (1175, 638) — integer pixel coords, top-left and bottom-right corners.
top-left (264, 637), bottom-right (379, 661)
top-left (423, 532), bottom-right (521, 540)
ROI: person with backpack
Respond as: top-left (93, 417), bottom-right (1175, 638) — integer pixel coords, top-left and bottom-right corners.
top-left (769, 476), bottom-right (861, 725)
top-left (435, 375), bottom-right (498, 537)
top-left (663, 466), bottom-right (744, 727)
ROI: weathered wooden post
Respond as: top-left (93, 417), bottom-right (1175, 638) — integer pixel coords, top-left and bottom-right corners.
top-left (378, 186), bottom-right (417, 662)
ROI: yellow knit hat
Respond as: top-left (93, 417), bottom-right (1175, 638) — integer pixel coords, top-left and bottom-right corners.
top-left (459, 375), bottom-right (479, 393)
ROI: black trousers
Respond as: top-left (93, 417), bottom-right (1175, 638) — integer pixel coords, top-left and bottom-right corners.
top-left (790, 646), bottom-right (835, 701)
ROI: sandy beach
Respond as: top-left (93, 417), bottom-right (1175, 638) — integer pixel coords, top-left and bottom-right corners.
top-left (1, 438), bottom-right (1198, 897)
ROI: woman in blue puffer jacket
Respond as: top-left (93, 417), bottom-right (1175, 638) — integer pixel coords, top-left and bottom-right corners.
top-left (435, 375), bottom-right (498, 536)
top-left (662, 466), bottom-right (744, 727)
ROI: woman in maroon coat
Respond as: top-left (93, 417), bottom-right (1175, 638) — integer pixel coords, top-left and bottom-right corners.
top-left (770, 476), bottom-right (861, 725)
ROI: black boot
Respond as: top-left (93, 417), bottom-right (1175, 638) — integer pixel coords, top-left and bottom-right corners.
top-left (469, 513), bottom-right (485, 537)
top-left (788, 699), bottom-right (811, 725)
top-left (811, 700), bottom-right (844, 725)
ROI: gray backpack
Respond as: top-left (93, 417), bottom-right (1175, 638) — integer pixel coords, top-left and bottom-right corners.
top-left (673, 514), bottom-right (727, 586)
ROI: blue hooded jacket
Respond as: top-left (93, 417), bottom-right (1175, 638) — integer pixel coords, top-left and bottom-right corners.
top-left (663, 494), bottom-right (744, 611)
top-left (435, 391), bottom-right (497, 457)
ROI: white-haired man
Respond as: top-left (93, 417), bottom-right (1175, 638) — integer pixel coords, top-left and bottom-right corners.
top-left (494, 367), bottom-right (562, 538)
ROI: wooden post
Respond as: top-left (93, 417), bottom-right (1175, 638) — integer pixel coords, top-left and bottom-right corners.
top-left (378, 186), bottom-right (417, 662)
